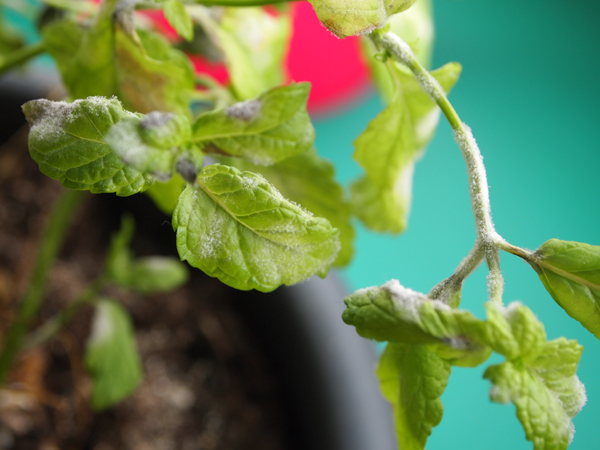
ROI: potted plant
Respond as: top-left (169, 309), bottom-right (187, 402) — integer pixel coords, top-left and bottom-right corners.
top-left (1, 0), bottom-right (599, 449)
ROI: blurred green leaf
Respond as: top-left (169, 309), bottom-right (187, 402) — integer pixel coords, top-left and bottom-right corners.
top-left (351, 62), bottom-right (461, 234)
top-left (106, 215), bottom-right (189, 293)
top-left (85, 299), bottom-right (143, 411)
top-left (164, 0), bottom-right (193, 41)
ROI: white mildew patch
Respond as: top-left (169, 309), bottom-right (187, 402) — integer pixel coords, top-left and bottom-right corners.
top-left (104, 119), bottom-right (148, 168)
top-left (239, 172), bottom-right (263, 189)
top-left (383, 279), bottom-right (451, 323)
top-left (225, 99), bottom-right (262, 122)
top-left (25, 99), bottom-right (73, 145)
top-left (382, 279), bottom-right (425, 322)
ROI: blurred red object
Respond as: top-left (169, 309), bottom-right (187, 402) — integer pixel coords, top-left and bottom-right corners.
top-left (286, 1), bottom-right (370, 114)
top-left (144, 1), bottom-right (370, 114)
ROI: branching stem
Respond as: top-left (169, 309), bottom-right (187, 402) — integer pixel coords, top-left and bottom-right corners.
top-left (370, 30), bottom-right (508, 303)
top-left (0, 189), bottom-right (85, 384)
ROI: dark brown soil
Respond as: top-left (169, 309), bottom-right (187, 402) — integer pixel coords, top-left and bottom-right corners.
top-left (0, 127), bottom-right (289, 450)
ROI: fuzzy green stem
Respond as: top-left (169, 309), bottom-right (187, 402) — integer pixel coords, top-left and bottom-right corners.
top-left (0, 41), bottom-right (46, 77)
top-left (0, 189), bottom-right (85, 384)
top-left (23, 277), bottom-right (106, 351)
top-left (429, 241), bottom-right (485, 305)
top-left (370, 29), bottom-right (506, 303)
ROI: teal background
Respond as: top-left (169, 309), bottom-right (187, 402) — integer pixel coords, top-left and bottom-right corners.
top-left (314, 0), bottom-right (600, 449)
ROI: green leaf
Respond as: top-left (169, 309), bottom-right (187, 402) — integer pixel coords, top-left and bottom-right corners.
top-left (192, 83), bottom-right (315, 165)
top-left (42, 7), bottom-right (194, 115)
top-left (220, 7), bottom-right (291, 97)
top-left (527, 239), bottom-right (600, 340)
top-left (194, 7), bottom-right (291, 100)
top-left (106, 215), bottom-right (189, 293)
top-left (23, 97), bottom-right (154, 196)
top-left (483, 302), bottom-right (546, 362)
top-left (104, 111), bottom-right (196, 180)
top-left (484, 341), bottom-right (586, 450)
top-left (308, 0), bottom-right (417, 38)
top-left (351, 62), bottom-right (461, 234)
top-left (351, 171), bottom-right (410, 234)
top-left (42, 15), bottom-right (116, 99)
top-left (218, 149), bottom-right (354, 266)
top-left (125, 257), bottom-right (189, 294)
top-left (482, 302), bottom-right (586, 450)
top-left (343, 280), bottom-right (491, 367)
top-left (164, 0), bottom-right (193, 41)
top-left (172, 164), bottom-right (340, 292)
top-left (85, 299), bottom-right (143, 411)
top-left (115, 27), bottom-right (195, 115)
top-left (377, 343), bottom-right (450, 450)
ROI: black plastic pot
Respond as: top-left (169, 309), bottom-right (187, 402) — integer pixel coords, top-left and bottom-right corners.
top-left (237, 276), bottom-right (397, 450)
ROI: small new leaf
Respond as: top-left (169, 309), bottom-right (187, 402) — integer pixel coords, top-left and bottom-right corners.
top-left (192, 84), bottom-right (315, 165)
top-left (193, 6), bottom-right (291, 100)
top-left (164, 0), bottom-right (193, 41)
top-left (172, 164), bottom-right (340, 292)
top-left (218, 149), bottom-right (355, 266)
top-left (528, 239), bottom-right (600, 340)
top-left (23, 97), bottom-right (154, 196)
top-left (106, 215), bottom-right (189, 293)
top-left (377, 343), bottom-right (450, 450)
top-left (483, 302), bottom-right (586, 450)
top-left (85, 299), bottom-right (143, 411)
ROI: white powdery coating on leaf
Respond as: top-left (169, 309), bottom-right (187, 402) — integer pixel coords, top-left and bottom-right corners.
top-left (225, 99), bottom-right (262, 122)
top-left (382, 279), bottom-right (424, 323)
top-left (104, 120), bottom-right (147, 168)
top-left (28, 96), bottom-right (122, 146)
top-left (200, 198), bottom-right (225, 260)
top-left (27, 99), bottom-right (72, 145)
top-left (382, 279), bottom-right (450, 322)
top-left (240, 172), bottom-right (263, 189)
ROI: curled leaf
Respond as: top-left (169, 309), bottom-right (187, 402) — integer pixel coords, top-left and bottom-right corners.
top-left (173, 164), bottom-right (340, 292)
